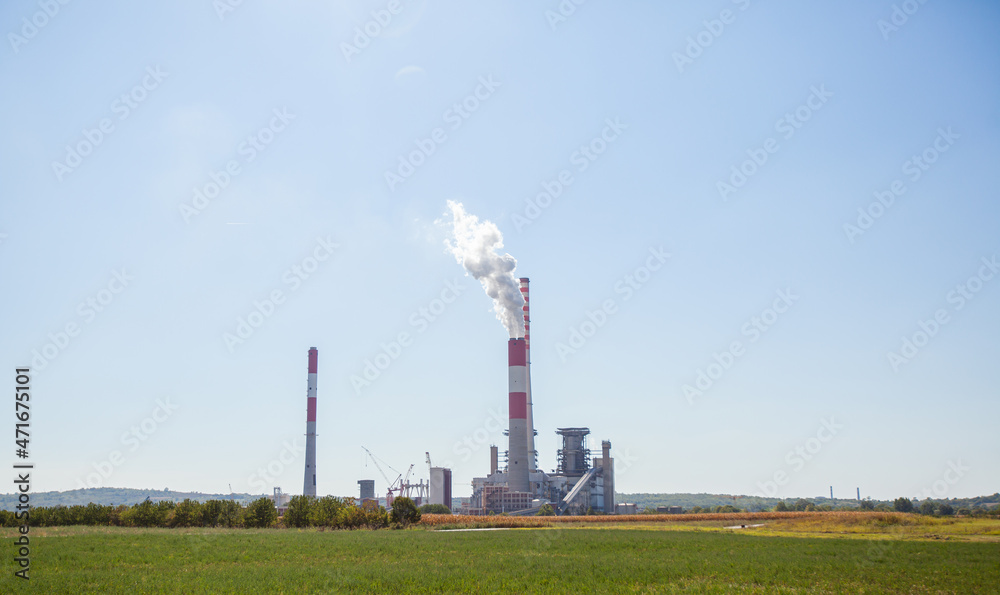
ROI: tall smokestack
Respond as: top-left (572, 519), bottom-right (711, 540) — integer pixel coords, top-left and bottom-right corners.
top-left (507, 338), bottom-right (529, 492)
top-left (490, 445), bottom-right (498, 476)
top-left (303, 347), bottom-right (318, 497)
top-left (519, 278), bottom-right (535, 472)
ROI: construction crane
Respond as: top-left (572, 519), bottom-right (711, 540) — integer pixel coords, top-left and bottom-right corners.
top-left (362, 446), bottom-right (403, 504)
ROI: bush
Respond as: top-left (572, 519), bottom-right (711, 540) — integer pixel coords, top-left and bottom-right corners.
top-left (283, 495), bottom-right (313, 528)
top-left (938, 503), bottom-right (954, 516)
top-left (170, 499), bottom-right (202, 527)
top-left (389, 497), bottom-right (421, 527)
top-left (310, 496), bottom-right (347, 527)
top-left (893, 497), bottom-right (914, 513)
top-left (420, 504), bottom-right (452, 515)
top-left (243, 497), bottom-right (277, 528)
top-left (340, 500), bottom-right (389, 529)
top-left (535, 504), bottom-right (555, 516)
top-left (122, 500), bottom-right (173, 527)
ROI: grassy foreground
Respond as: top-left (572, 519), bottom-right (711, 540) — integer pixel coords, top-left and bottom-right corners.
top-left (2, 522), bottom-right (998, 594)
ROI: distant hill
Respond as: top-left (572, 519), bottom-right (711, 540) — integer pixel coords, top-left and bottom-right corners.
top-left (0, 488), bottom-right (260, 511)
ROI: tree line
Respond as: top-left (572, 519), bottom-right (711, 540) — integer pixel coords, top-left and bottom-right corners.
top-left (0, 496), bottom-right (424, 529)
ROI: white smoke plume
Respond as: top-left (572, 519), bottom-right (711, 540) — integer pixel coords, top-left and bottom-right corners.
top-left (443, 201), bottom-right (525, 338)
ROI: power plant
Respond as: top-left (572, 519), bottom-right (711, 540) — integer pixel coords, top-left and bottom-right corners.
top-left (294, 273), bottom-right (616, 515)
top-left (294, 204), bottom-right (617, 515)
top-left (463, 277), bottom-right (616, 515)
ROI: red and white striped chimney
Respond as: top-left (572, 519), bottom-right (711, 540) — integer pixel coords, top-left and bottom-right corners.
top-left (303, 347), bottom-right (318, 497)
top-left (519, 278), bottom-right (535, 472)
top-left (507, 338), bottom-right (529, 492)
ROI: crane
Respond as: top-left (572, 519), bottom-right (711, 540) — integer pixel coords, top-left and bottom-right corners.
top-left (361, 446), bottom-right (403, 503)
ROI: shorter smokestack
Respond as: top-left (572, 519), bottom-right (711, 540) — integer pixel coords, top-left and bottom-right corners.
top-left (303, 347), bottom-right (318, 497)
top-left (602, 440), bottom-right (613, 514)
top-left (490, 445), bottom-right (498, 476)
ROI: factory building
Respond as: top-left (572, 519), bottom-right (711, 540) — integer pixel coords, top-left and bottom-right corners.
top-left (466, 279), bottom-right (616, 515)
top-left (294, 276), bottom-right (614, 515)
top-left (357, 479), bottom-right (375, 501)
top-left (429, 467), bottom-right (453, 511)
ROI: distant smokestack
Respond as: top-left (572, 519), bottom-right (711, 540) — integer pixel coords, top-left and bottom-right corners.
top-left (857, 487), bottom-right (860, 501)
top-left (602, 440), bottom-right (613, 514)
top-left (490, 445), bottom-right (498, 476)
top-left (303, 347), bottom-right (318, 497)
top-left (507, 338), bottom-right (529, 492)
top-left (519, 277), bottom-right (535, 472)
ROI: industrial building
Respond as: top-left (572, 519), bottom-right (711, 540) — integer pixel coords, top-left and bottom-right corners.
top-left (357, 479), bottom-right (375, 501)
top-left (429, 467), bottom-right (453, 511)
top-left (300, 277), bottom-right (615, 515)
top-left (466, 279), bottom-right (617, 515)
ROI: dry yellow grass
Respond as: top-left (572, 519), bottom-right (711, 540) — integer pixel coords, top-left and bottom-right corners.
top-left (418, 511), bottom-right (1000, 542)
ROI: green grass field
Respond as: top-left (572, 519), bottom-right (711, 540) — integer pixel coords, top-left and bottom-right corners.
top-left (2, 520), bottom-right (998, 594)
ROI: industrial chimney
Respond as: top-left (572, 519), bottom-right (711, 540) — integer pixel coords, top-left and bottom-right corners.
top-left (602, 440), bottom-right (614, 514)
top-left (507, 338), bottom-right (529, 492)
top-left (490, 445), bottom-right (498, 476)
top-left (519, 277), bottom-right (536, 472)
top-left (303, 347), bottom-right (318, 497)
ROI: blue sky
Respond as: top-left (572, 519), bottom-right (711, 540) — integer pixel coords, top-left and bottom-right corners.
top-left (1, 0), bottom-right (997, 502)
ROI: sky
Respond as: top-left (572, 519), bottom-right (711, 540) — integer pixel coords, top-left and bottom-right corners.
top-left (1, 0), bottom-right (997, 503)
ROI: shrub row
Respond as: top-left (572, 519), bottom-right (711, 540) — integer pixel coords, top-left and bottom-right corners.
top-left (0, 495), bottom-right (413, 530)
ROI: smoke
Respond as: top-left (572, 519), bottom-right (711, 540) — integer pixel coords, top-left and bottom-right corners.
top-left (443, 201), bottom-right (525, 338)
